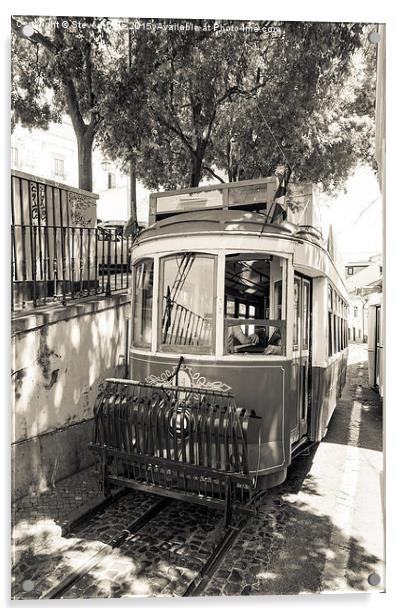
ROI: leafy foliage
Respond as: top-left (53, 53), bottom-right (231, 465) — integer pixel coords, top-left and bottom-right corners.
top-left (11, 16), bottom-right (112, 189)
top-left (109, 21), bottom-right (375, 192)
top-left (11, 18), bottom-right (377, 195)
top-left (210, 23), bottom-right (377, 192)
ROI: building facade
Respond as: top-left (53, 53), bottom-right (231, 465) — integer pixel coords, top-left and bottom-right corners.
top-left (11, 117), bottom-right (149, 224)
top-left (345, 254), bottom-right (382, 343)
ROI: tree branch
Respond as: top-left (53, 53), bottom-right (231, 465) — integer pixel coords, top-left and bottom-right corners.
top-left (62, 77), bottom-right (86, 136)
top-left (11, 17), bottom-right (58, 54)
top-left (203, 166), bottom-right (225, 183)
top-left (203, 106), bottom-right (217, 145)
top-left (84, 41), bottom-right (96, 108)
top-left (150, 102), bottom-right (194, 155)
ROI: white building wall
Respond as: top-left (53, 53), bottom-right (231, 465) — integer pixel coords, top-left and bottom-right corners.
top-left (11, 117), bottom-right (150, 225)
top-left (348, 297), bottom-right (368, 343)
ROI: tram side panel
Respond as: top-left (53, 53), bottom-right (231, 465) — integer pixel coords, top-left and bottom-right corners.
top-left (309, 277), bottom-right (348, 442)
top-left (310, 352), bottom-right (348, 441)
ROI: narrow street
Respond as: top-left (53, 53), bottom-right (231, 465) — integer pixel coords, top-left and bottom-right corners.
top-left (11, 343), bottom-right (384, 599)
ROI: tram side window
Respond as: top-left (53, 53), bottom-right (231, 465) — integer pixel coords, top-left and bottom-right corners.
top-left (132, 258), bottom-right (154, 349)
top-left (328, 288), bottom-right (348, 356)
top-left (334, 315), bottom-right (339, 353)
top-left (224, 254), bottom-right (286, 355)
top-left (328, 312), bottom-right (333, 357)
top-left (293, 278), bottom-right (301, 351)
top-left (344, 314), bottom-right (348, 348)
top-left (159, 253), bottom-right (215, 354)
top-left (302, 280), bottom-right (310, 350)
top-left (328, 286), bottom-right (333, 357)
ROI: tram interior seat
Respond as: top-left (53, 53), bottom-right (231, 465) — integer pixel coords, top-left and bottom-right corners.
top-left (225, 254), bottom-right (285, 355)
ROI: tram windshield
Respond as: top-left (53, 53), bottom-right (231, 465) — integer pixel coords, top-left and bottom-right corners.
top-left (159, 253), bottom-right (215, 354)
top-left (132, 258), bottom-right (154, 349)
top-left (225, 253), bottom-right (286, 355)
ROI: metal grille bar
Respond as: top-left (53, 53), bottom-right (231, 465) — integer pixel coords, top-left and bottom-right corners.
top-left (90, 378), bottom-right (262, 517)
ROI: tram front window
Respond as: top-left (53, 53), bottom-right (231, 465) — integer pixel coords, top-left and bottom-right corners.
top-left (225, 254), bottom-right (286, 355)
top-left (132, 258), bottom-right (154, 349)
top-left (159, 253), bottom-right (215, 354)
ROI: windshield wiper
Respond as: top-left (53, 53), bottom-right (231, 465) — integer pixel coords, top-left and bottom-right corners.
top-left (162, 285), bottom-right (173, 344)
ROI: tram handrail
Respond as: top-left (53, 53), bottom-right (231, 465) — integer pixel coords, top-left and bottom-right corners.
top-left (224, 318), bottom-right (286, 355)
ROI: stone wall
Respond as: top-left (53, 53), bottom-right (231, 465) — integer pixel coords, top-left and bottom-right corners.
top-left (12, 293), bottom-right (130, 500)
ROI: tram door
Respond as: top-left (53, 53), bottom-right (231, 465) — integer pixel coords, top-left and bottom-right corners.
top-left (291, 274), bottom-right (311, 444)
top-left (374, 305), bottom-right (382, 390)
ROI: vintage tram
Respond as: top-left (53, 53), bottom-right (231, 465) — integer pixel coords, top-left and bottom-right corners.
top-left (90, 177), bottom-right (349, 523)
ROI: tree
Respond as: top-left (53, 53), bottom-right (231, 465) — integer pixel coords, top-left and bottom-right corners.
top-left (95, 25), bottom-right (160, 228)
top-left (11, 16), bottom-right (111, 191)
top-left (126, 21), bottom-right (374, 193)
top-left (210, 23), bottom-right (376, 192)
top-left (135, 23), bottom-right (273, 189)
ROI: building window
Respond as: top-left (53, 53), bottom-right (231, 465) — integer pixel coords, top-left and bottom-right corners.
top-left (347, 267), bottom-right (354, 276)
top-left (54, 158), bottom-right (64, 178)
top-left (11, 147), bottom-right (18, 167)
top-left (354, 306), bottom-right (358, 318)
top-left (226, 298), bottom-right (236, 318)
top-left (108, 172), bottom-right (116, 189)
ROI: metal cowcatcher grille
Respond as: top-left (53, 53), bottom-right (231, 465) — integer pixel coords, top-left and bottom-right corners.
top-left (89, 378), bottom-right (262, 524)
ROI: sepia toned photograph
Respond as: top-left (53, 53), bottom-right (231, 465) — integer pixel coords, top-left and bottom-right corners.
top-left (10, 13), bottom-right (385, 600)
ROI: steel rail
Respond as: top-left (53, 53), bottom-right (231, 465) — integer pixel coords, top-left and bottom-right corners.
top-left (182, 490), bottom-right (265, 597)
top-left (182, 521), bottom-right (247, 597)
top-left (41, 497), bottom-right (171, 599)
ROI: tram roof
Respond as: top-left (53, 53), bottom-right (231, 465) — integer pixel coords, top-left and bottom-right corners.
top-left (136, 209), bottom-right (323, 245)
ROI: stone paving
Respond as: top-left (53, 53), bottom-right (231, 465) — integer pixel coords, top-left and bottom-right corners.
top-left (12, 489), bottom-right (160, 599)
top-left (12, 466), bottom-right (101, 528)
top-left (11, 343), bottom-right (384, 600)
top-left (63, 500), bottom-right (226, 599)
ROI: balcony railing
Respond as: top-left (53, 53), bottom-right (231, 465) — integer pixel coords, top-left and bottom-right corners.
top-left (12, 224), bottom-right (132, 311)
top-left (11, 170), bottom-right (131, 312)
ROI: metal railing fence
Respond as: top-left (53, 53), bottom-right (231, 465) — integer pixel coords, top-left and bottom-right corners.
top-left (12, 224), bottom-right (132, 311)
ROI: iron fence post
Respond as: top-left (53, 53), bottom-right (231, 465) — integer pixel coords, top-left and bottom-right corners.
top-left (106, 234), bottom-right (112, 297)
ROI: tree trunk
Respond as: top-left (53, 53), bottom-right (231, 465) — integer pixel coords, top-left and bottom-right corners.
top-left (129, 159), bottom-right (138, 225)
top-left (77, 130), bottom-right (94, 192)
top-left (123, 158), bottom-right (139, 236)
top-left (190, 148), bottom-right (205, 187)
top-left (227, 140), bottom-right (233, 182)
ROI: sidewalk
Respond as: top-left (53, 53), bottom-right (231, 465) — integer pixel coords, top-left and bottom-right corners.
top-left (11, 466), bottom-right (105, 599)
top-left (12, 466), bottom-right (102, 530)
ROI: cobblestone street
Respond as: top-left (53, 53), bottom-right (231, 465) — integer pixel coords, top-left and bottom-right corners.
top-left (11, 343), bottom-right (384, 600)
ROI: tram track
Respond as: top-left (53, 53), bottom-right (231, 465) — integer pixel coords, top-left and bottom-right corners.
top-left (41, 496), bottom-right (171, 599)
top-left (183, 490), bottom-right (264, 597)
top-left (41, 489), bottom-right (263, 600)
top-left (182, 518), bottom-right (248, 597)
